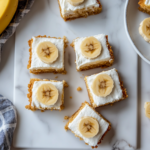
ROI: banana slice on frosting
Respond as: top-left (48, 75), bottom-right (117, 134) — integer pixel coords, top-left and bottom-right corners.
top-left (80, 37), bottom-right (102, 59)
top-left (78, 117), bottom-right (99, 138)
top-left (91, 74), bottom-right (114, 97)
top-left (36, 83), bottom-right (59, 106)
top-left (144, 102), bottom-right (150, 119)
top-left (36, 41), bottom-right (59, 64)
top-left (68, 0), bottom-right (84, 6)
top-left (139, 17), bottom-right (150, 43)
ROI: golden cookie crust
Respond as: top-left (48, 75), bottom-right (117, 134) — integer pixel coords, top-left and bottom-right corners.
top-left (138, 0), bottom-right (150, 15)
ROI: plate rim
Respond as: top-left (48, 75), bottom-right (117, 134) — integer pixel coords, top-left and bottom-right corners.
top-left (124, 0), bottom-right (150, 65)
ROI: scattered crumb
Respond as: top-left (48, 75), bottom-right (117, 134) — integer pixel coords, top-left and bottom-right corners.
top-left (80, 77), bottom-right (82, 78)
top-left (77, 87), bottom-right (82, 91)
top-left (64, 116), bottom-right (70, 120)
top-left (64, 82), bottom-right (69, 87)
top-left (41, 110), bottom-right (45, 112)
top-left (82, 74), bottom-right (84, 76)
top-left (70, 96), bottom-right (72, 99)
top-left (55, 76), bottom-right (58, 79)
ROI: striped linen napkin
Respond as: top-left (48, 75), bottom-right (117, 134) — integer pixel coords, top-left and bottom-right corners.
top-left (0, 95), bottom-right (17, 150)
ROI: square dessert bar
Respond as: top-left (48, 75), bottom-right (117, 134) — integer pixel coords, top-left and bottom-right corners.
top-left (71, 34), bottom-right (114, 71)
top-left (65, 101), bottom-right (111, 148)
top-left (138, 0), bottom-right (150, 15)
top-left (58, 0), bottom-right (102, 21)
top-left (27, 35), bottom-right (68, 74)
top-left (26, 78), bottom-right (68, 111)
top-left (84, 68), bottom-right (128, 108)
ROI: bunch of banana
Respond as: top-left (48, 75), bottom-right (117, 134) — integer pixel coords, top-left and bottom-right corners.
top-left (36, 83), bottom-right (59, 106)
top-left (78, 117), bottom-right (99, 138)
top-left (139, 17), bottom-right (150, 43)
top-left (36, 41), bottom-right (59, 64)
top-left (68, 0), bottom-right (84, 6)
top-left (144, 102), bottom-right (150, 119)
top-left (91, 74), bottom-right (114, 97)
top-left (0, 0), bottom-right (18, 34)
top-left (80, 37), bottom-right (102, 59)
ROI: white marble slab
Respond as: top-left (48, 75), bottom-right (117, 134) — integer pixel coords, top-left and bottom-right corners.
top-left (13, 0), bottom-right (137, 149)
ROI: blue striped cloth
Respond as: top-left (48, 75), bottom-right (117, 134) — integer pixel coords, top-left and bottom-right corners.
top-left (0, 95), bottom-right (17, 150)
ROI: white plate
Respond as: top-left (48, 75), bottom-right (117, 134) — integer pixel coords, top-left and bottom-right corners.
top-left (125, 0), bottom-right (150, 64)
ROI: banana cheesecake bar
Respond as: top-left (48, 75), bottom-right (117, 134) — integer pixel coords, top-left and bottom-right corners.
top-left (58, 0), bottom-right (102, 21)
top-left (139, 17), bottom-right (150, 43)
top-left (65, 101), bottom-right (111, 148)
top-left (84, 68), bottom-right (128, 108)
top-left (25, 78), bottom-right (68, 111)
top-left (139, 0), bottom-right (150, 14)
top-left (71, 34), bottom-right (114, 71)
top-left (27, 35), bottom-right (68, 74)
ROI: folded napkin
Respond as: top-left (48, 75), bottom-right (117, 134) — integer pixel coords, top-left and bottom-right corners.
top-left (0, 95), bottom-right (17, 150)
top-left (0, 0), bottom-right (35, 62)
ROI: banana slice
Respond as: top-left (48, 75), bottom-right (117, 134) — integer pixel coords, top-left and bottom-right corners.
top-left (36, 41), bottom-right (59, 64)
top-left (91, 74), bottom-right (114, 97)
top-left (80, 37), bottom-right (102, 59)
top-left (78, 117), bottom-right (99, 138)
top-left (139, 17), bottom-right (150, 43)
top-left (68, 0), bottom-right (84, 6)
top-left (144, 102), bottom-right (150, 119)
top-left (36, 83), bottom-right (59, 106)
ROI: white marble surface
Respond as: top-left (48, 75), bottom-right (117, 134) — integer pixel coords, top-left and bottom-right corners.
top-left (0, 0), bottom-right (149, 150)
top-left (14, 0), bottom-right (137, 149)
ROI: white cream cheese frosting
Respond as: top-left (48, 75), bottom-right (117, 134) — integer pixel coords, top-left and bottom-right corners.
top-left (86, 68), bottom-right (123, 106)
top-left (31, 81), bottom-right (64, 109)
top-left (30, 37), bottom-right (64, 71)
top-left (68, 104), bottom-right (109, 146)
top-left (74, 34), bottom-right (112, 70)
top-left (145, 0), bottom-right (150, 5)
top-left (59, 0), bottom-right (100, 17)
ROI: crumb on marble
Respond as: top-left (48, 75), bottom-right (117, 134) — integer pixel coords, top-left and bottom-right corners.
top-left (70, 96), bottom-right (72, 99)
top-left (77, 87), bottom-right (82, 91)
top-left (55, 76), bottom-right (58, 79)
top-left (64, 116), bottom-right (70, 120)
top-left (64, 82), bottom-right (69, 87)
